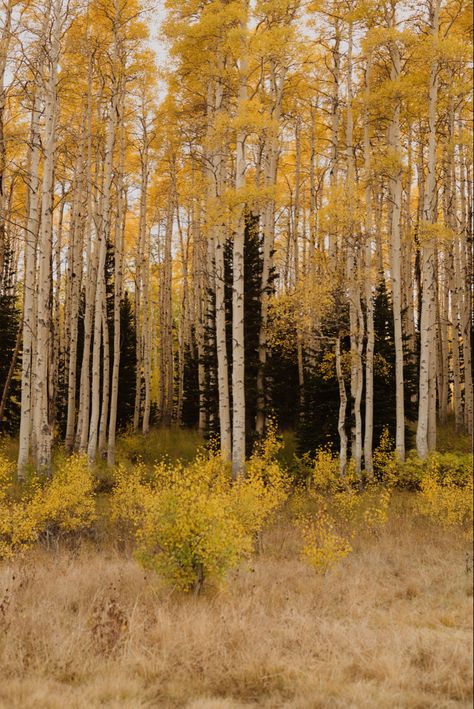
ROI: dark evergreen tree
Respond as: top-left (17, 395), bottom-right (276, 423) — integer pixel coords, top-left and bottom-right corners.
top-left (0, 243), bottom-right (21, 433)
top-left (371, 279), bottom-right (417, 451)
top-left (180, 329), bottom-right (200, 428)
top-left (295, 280), bottom-right (417, 458)
top-left (266, 334), bottom-right (300, 432)
top-left (116, 291), bottom-right (137, 430)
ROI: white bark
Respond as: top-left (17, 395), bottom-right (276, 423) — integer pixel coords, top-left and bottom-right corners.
top-left (33, 0), bottom-right (61, 475)
top-left (417, 0), bottom-right (441, 458)
top-left (87, 62), bottom-right (117, 463)
top-left (336, 335), bottom-right (347, 477)
top-left (17, 90), bottom-right (41, 478)
top-left (387, 25), bottom-right (405, 461)
top-left (363, 55), bottom-right (374, 476)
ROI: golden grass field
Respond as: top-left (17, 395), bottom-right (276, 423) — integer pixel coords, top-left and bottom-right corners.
top-left (0, 500), bottom-right (472, 709)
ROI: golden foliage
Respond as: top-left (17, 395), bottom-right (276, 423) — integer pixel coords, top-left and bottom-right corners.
top-left (111, 429), bottom-right (288, 592)
top-left (0, 455), bottom-right (96, 559)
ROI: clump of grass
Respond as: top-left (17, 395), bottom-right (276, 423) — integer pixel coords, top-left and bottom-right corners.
top-left (115, 427), bottom-right (205, 466)
top-left (436, 418), bottom-right (472, 454)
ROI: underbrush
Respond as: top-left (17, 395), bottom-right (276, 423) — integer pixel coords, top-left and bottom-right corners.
top-left (0, 428), bottom-right (472, 706)
top-left (0, 428), bottom-right (472, 590)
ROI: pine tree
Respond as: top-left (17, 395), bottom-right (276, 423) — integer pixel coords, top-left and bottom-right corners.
top-left (0, 243), bottom-right (20, 433)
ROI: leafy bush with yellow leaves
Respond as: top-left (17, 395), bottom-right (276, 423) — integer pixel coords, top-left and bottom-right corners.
top-left (415, 455), bottom-right (473, 537)
top-left (0, 454), bottom-right (96, 559)
top-left (111, 432), bottom-right (289, 593)
top-left (0, 455), bottom-right (40, 559)
top-left (398, 451), bottom-right (472, 490)
top-left (297, 508), bottom-right (352, 574)
top-left (311, 447), bottom-right (340, 492)
top-left (34, 455), bottom-right (97, 539)
top-left (296, 442), bottom-right (396, 574)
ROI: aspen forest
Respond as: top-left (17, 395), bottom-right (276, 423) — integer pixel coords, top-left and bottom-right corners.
top-left (0, 0), bottom-right (472, 706)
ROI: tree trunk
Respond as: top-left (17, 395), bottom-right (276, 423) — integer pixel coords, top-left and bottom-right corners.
top-left (387, 27), bottom-right (405, 461)
top-left (417, 0), bottom-right (441, 458)
top-left (336, 335), bottom-right (347, 477)
top-left (17, 90), bottom-right (41, 478)
top-left (232, 13), bottom-right (248, 478)
top-left (34, 0), bottom-right (61, 475)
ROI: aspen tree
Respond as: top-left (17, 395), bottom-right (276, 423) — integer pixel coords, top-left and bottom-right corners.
top-left (88, 5), bottom-right (120, 464)
top-left (77, 47), bottom-right (98, 452)
top-left (65, 119), bottom-right (87, 452)
top-left (0, 0), bottom-right (14, 290)
top-left (345, 20), bottom-right (364, 475)
top-left (34, 0), bottom-right (62, 475)
top-left (133, 93), bottom-right (151, 432)
top-left (107, 102), bottom-right (125, 465)
top-left (17, 87), bottom-right (41, 477)
top-left (209, 68), bottom-right (231, 460)
top-left (387, 1), bottom-right (405, 461)
top-left (231, 0), bottom-right (249, 477)
top-left (363, 52), bottom-right (375, 475)
top-left (417, 0), bottom-right (441, 458)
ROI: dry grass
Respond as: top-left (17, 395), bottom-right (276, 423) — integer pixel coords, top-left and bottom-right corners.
top-left (0, 505), bottom-right (472, 709)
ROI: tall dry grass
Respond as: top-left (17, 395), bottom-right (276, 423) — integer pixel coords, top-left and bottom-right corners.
top-left (0, 504), bottom-right (472, 708)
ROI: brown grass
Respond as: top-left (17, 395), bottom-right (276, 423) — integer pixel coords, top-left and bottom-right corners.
top-left (0, 505), bottom-right (472, 708)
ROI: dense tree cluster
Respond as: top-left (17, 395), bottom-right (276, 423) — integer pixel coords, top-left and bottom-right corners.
top-left (0, 0), bottom-right (471, 478)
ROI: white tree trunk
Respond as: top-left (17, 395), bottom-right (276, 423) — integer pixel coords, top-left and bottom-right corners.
top-left (17, 90), bottom-right (41, 478)
top-left (33, 0), bottom-right (61, 475)
top-left (232, 35), bottom-right (248, 477)
top-left (388, 30), bottom-right (405, 461)
top-left (417, 0), bottom-right (441, 458)
top-left (336, 335), bottom-right (347, 477)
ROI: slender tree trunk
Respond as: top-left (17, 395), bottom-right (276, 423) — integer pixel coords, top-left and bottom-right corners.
top-left (363, 54), bottom-right (374, 475)
top-left (417, 0), bottom-right (440, 458)
top-left (0, 0), bottom-right (13, 292)
top-left (255, 62), bottom-right (284, 436)
top-left (387, 27), bottom-right (405, 461)
top-left (336, 335), bottom-right (347, 477)
top-left (232, 12), bottom-right (248, 477)
top-left (17, 90), bottom-right (41, 478)
top-left (65, 135), bottom-right (86, 451)
top-left (87, 52), bottom-right (117, 463)
top-left (107, 115), bottom-right (125, 465)
top-left (34, 0), bottom-right (61, 475)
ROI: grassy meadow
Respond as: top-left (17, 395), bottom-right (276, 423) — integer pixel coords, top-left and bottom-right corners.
top-left (0, 425), bottom-right (472, 709)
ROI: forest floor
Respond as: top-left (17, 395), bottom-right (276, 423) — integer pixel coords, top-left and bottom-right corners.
top-left (0, 500), bottom-right (472, 708)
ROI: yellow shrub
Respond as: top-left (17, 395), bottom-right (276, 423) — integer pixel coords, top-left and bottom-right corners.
top-left (297, 510), bottom-right (352, 574)
top-left (362, 483), bottom-right (392, 533)
top-left (110, 463), bottom-right (156, 538)
top-left (331, 482), bottom-right (392, 534)
top-left (311, 448), bottom-right (340, 492)
top-left (296, 445), bottom-right (393, 572)
top-left (0, 453), bottom-right (39, 558)
top-left (0, 454), bottom-right (96, 559)
top-left (416, 470), bottom-right (473, 537)
top-left (372, 428), bottom-right (398, 486)
top-left (235, 426), bottom-right (289, 534)
top-left (35, 454), bottom-right (96, 537)
top-left (398, 451), bottom-right (472, 490)
top-left (0, 454), bottom-right (40, 558)
top-left (113, 435), bottom-right (289, 593)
